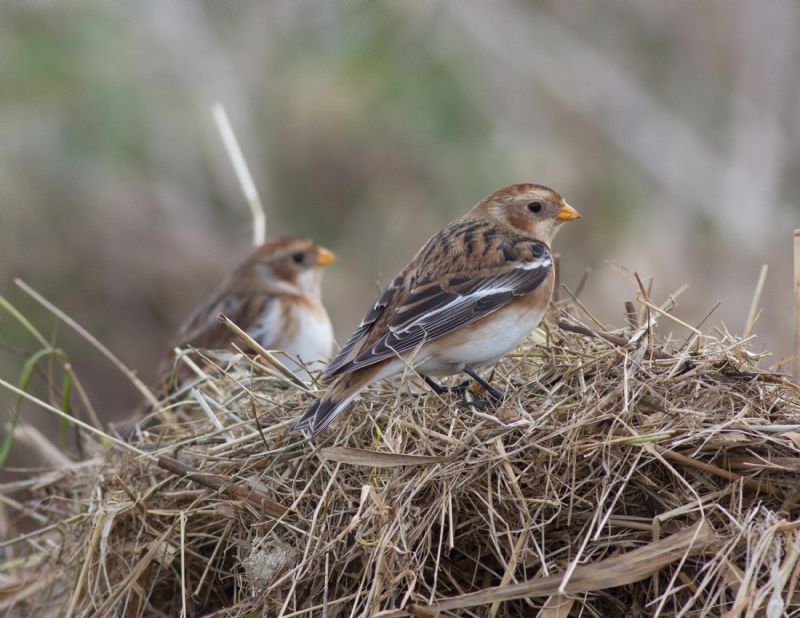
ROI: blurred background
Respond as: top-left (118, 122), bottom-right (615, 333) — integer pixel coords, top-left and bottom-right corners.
top-left (2, 1), bottom-right (799, 438)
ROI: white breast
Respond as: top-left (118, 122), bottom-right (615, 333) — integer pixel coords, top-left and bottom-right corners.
top-left (282, 304), bottom-right (335, 374)
top-left (415, 304), bottom-right (546, 377)
top-left (248, 299), bottom-right (334, 380)
top-left (248, 300), bottom-right (281, 347)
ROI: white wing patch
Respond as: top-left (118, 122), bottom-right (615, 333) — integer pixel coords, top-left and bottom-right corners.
top-left (392, 285), bottom-right (514, 335)
top-left (519, 256), bottom-right (552, 270)
top-left (326, 251), bottom-right (553, 377)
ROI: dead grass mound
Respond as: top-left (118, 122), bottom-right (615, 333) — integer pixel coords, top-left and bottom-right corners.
top-left (2, 300), bottom-right (800, 617)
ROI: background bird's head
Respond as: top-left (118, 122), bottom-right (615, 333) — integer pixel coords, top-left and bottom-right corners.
top-left (476, 183), bottom-right (581, 246)
top-left (236, 236), bottom-right (336, 298)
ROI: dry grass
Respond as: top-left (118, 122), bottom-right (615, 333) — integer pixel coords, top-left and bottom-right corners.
top-left (2, 291), bottom-right (800, 617)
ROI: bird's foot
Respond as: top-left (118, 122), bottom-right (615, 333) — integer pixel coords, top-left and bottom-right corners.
top-left (464, 367), bottom-right (505, 401)
top-left (452, 380), bottom-right (472, 395)
top-left (423, 376), bottom-right (471, 395)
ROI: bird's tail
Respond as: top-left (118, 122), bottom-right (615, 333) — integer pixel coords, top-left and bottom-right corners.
top-left (289, 376), bottom-right (365, 436)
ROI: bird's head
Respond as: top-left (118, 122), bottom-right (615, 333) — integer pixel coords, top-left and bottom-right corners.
top-left (242, 236), bottom-right (336, 297)
top-left (475, 183), bottom-right (580, 246)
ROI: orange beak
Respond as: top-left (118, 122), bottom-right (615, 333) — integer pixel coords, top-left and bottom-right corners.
top-left (315, 246), bottom-right (337, 267)
top-left (557, 202), bottom-right (581, 221)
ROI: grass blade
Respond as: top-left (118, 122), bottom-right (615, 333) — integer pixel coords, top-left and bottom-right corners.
top-left (0, 348), bottom-right (69, 469)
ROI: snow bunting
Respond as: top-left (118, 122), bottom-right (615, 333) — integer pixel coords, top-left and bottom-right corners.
top-left (159, 236), bottom-right (336, 388)
top-left (291, 183), bottom-right (580, 435)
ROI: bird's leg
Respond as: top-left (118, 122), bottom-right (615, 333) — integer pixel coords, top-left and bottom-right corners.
top-left (423, 375), bottom-right (471, 395)
top-left (450, 380), bottom-right (471, 394)
top-left (463, 366), bottom-right (504, 400)
top-left (423, 375), bottom-right (448, 395)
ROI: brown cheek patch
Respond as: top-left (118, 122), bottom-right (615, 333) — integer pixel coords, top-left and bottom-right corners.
top-left (272, 263), bottom-right (297, 282)
top-left (507, 210), bottom-right (533, 234)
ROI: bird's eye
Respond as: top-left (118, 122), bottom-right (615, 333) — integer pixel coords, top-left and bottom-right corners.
top-left (292, 252), bottom-right (305, 264)
top-left (528, 201), bottom-right (543, 214)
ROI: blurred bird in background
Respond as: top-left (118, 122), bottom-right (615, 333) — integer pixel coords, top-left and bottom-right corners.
top-left (292, 183), bottom-right (580, 436)
top-left (157, 236), bottom-right (337, 392)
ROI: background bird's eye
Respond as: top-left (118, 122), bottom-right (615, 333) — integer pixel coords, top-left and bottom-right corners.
top-left (528, 201), bottom-right (543, 213)
top-left (292, 252), bottom-right (305, 264)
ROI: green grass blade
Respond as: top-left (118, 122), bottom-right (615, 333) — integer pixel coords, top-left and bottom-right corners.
top-left (59, 371), bottom-right (74, 447)
top-left (0, 294), bottom-right (49, 348)
top-left (0, 347), bottom-right (69, 469)
top-left (621, 432), bottom-right (673, 446)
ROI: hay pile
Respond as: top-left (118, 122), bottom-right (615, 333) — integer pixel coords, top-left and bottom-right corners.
top-left (2, 298), bottom-right (800, 616)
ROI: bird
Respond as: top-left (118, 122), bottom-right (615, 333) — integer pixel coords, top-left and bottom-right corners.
top-left (290, 183), bottom-right (580, 436)
top-left (157, 235), bottom-right (337, 391)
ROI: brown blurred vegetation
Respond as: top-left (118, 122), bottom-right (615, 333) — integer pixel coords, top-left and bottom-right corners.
top-left (1, 1), bottom-right (799, 441)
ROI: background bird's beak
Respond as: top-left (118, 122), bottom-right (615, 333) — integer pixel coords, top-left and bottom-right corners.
top-left (316, 247), bottom-right (337, 266)
top-left (557, 202), bottom-right (581, 221)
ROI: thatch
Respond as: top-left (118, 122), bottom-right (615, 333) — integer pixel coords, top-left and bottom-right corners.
top-left (2, 294), bottom-right (800, 617)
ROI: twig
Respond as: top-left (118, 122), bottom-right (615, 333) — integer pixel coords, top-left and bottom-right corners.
top-left (654, 446), bottom-right (783, 499)
top-left (744, 264), bottom-right (768, 338)
top-left (218, 313), bottom-right (312, 391)
top-left (624, 301), bottom-right (638, 331)
top-left (750, 424), bottom-right (800, 433)
top-left (0, 513), bottom-right (88, 549)
top-left (65, 513), bottom-right (104, 618)
top-left (637, 295), bottom-right (702, 336)
top-left (794, 230), bottom-right (800, 382)
top-left (63, 364), bottom-right (105, 434)
top-left (574, 267), bottom-right (592, 299)
top-left (15, 278), bottom-right (158, 407)
top-left (557, 320), bottom-right (672, 361)
top-left (156, 455), bottom-right (288, 518)
top-left (212, 102), bottom-right (266, 246)
top-left (560, 285), bottom-right (607, 330)
top-left (0, 376), bottom-right (146, 457)
top-left (180, 510), bottom-right (188, 618)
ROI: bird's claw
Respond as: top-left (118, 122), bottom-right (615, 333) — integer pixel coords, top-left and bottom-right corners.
top-left (483, 385), bottom-right (505, 401)
top-left (424, 376), bottom-right (471, 396)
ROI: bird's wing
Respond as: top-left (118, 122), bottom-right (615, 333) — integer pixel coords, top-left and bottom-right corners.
top-left (325, 232), bottom-right (553, 379)
top-left (156, 292), bottom-right (277, 389)
top-left (173, 292), bottom-right (277, 351)
top-left (323, 273), bottom-right (408, 379)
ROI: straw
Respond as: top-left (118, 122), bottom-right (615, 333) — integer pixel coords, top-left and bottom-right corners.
top-left (2, 290), bottom-right (799, 616)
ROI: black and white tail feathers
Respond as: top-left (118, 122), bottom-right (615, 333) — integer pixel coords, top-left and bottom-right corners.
top-left (289, 391), bottom-right (356, 436)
